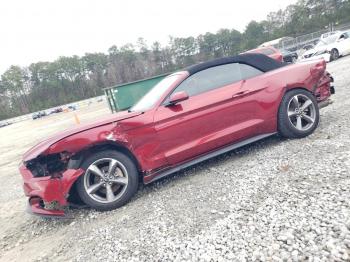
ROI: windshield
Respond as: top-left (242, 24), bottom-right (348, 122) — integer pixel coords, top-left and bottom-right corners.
top-left (316, 35), bottom-right (338, 48)
top-left (315, 40), bottom-right (327, 48)
top-left (130, 74), bottom-right (181, 112)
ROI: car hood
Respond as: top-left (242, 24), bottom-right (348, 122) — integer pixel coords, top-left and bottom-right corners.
top-left (23, 110), bottom-right (141, 162)
top-left (303, 48), bottom-right (316, 56)
top-left (303, 46), bottom-right (327, 57)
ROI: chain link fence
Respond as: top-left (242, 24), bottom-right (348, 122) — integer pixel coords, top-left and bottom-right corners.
top-left (276, 22), bottom-right (350, 51)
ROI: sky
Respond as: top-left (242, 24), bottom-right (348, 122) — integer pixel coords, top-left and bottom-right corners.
top-left (0, 0), bottom-right (296, 74)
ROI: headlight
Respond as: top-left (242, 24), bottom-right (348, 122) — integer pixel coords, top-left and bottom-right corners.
top-left (303, 53), bottom-right (314, 58)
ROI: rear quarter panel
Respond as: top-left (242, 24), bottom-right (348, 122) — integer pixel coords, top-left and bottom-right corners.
top-left (250, 60), bottom-right (325, 130)
top-left (264, 60), bottom-right (324, 94)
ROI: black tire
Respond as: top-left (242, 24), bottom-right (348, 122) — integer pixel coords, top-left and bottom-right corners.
top-left (278, 89), bottom-right (319, 139)
top-left (330, 48), bottom-right (339, 61)
top-left (76, 150), bottom-right (139, 211)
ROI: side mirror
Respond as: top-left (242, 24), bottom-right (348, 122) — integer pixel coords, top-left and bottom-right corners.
top-left (167, 91), bottom-right (189, 105)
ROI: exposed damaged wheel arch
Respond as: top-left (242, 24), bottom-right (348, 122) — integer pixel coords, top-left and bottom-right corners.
top-left (67, 141), bottom-right (143, 205)
top-left (67, 141), bottom-right (142, 171)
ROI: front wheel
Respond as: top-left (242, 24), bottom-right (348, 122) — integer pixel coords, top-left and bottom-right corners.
top-left (278, 89), bottom-right (319, 138)
top-left (76, 150), bottom-right (139, 211)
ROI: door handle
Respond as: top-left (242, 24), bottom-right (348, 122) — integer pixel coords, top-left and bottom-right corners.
top-left (232, 90), bottom-right (249, 98)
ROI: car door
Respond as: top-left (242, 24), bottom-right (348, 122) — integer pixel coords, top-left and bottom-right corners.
top-left (336, 33), bottom-right (350, 55)
top-left (343, 32), bottom-right (350, 55)
top-left (153, 63), bottom-right (265, 166)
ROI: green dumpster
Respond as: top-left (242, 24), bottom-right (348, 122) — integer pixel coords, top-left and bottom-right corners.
top-left (104, 73), bottom-right (168, 113)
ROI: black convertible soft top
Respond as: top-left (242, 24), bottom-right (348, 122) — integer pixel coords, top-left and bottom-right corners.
top-left (185, 53), bottom-right (285, 75)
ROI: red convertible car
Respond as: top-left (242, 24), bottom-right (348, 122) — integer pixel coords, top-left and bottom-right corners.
top-left (20, 54), bottom-right (334, 217)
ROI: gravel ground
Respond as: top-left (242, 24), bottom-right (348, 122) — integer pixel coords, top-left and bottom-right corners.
top-left (0, 56), bottom-right (350, 262)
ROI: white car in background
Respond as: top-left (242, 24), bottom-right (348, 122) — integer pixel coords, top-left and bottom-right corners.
top-left (301, 31), bottom-right (350, 62)
top-left (320, 31), bottom-right (341, 40)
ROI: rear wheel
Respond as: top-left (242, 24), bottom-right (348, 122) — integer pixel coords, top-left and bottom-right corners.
top-left (76, 150), bottom-right (138, 211)
top-left (278, 89), bottom-right (319, 138)
top-left (330, 48), bottom-right (339, 61)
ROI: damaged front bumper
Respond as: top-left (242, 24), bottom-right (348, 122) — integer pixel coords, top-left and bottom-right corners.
top-left (20, 164), bottom-right (84, 217)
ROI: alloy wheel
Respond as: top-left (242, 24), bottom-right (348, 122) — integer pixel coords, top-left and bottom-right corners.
top-left (331, 49), bottom-right (339, 61)
top-left (83, 158), bottom-right (129, 203)
top-left (287, 94), bottom-right (316, 131)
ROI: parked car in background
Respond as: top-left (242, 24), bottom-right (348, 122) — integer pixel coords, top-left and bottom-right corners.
top-left (68, 105), bottom-right (77, 111)
top-left (32, 113), bottom-right (38, 120)
top-left (0, 121), bottom-right (11, 128)
top-left (301, 31), bottom-right (350, 62)
top-left (301, 40), bottom-right (331, 62)
top-left (32, 111), bottom-right (47, 120)
top-left (49, 107), bottom-right (63, 114)
top-left (320, 31), bottom-right (341, 40)
top-left (280, 49), bottom-right (298, 63)
top-left (259, 37), bottom-right (295, 49)
top-left (303, 43), bottom-right (315, 51)
top-left (244, 46), bottom-right (283, 62)
top-left (19, 53), bottom-right (334, 217)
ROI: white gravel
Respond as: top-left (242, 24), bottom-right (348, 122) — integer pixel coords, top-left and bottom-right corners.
top-left (1, 56), bottom-right (350, 262)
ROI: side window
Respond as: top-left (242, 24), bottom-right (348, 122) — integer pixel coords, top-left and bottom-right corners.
top-left (240, 64), bottom-right (263, 80)
top-left (172, 63), bottom-right (242, 97)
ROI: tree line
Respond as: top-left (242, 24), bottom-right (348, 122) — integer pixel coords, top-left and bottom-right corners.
top-left (1, 0), bottom-right (349, 120)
